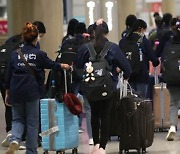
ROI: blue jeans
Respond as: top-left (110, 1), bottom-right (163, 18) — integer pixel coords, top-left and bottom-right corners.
top-left (129, 82), bottom-right (148, 98)
top-left (10, 99), bottom-right (39, 154)
top-left (83, 96), bottom-right (92, 139)
top-left (168, 87), bottom-right (180, 126)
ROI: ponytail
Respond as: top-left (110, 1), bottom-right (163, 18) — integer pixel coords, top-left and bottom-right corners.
top-left (126, 19), bottom-right (147, 38)
top-left (93, 21), bottom-right (109, 54)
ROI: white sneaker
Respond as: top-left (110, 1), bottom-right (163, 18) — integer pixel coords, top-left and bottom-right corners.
top-left (6, 141), bottom-right (19, 154)
top-left (19, 141), bottom-right (26, 150)
top-left (89, 138), bottom-right (94, 145)
top-left (1, 132), bottom-right (12, 147)
top-left (166, 125), bottom-right (176, 141)
top-left (78, 128), bottom-right (84, 133)
top-left (98, 148), bottom-right (106, 154)
top-left (91, 144), bottom-right (99, 154)
top-left (19, 145), bottom-right (26, 150)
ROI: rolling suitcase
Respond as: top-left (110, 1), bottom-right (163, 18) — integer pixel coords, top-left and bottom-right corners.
top-left (40, 70), bottom-right (79, 154)
top-left (153, 83), bottom-right (170, 131)
top-left (109, 90), bottom-right (121, 137)
top-left (119, 80), bottom-right (154, 154)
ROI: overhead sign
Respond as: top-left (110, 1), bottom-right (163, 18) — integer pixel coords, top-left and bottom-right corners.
top-left (0, 20), bottom-right (7, 34)
top-left (152, 2), bottom-right (161, 12)
top-left (146, 0), bottom-right (162, 3)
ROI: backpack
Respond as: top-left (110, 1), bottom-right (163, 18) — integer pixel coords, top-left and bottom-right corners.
top-left (153, 28), bottom-right (171, 51)
top-left (80, 41), bottom-right (114, 102)
top-left (148, 29), bottom-right (159, 51)
top-left (121, 36), bottom-right (143, 77)
top-left (0, 42), bottom-right (21, 80)
top-left (162, 42), bottom-right (180, 84)
top-left (57, 35), bottom-right (84, 65)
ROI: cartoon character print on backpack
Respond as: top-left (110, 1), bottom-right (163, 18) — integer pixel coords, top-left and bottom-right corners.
top-left (80, 42), bottom-right (114, 102)
top-left (84, 62), bottom-right (95, 82)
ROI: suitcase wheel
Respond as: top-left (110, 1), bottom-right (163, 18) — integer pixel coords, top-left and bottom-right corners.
top-left (142, 148), bottom-right (146, 153)
top-left (72, 148), bottom-right (78, 154)
top-left (119, 150), bottom-right (123, 154)
top-left (56, 151), bottom-right (65, 154)
top-left (124, 150), bottom-right (129, 154)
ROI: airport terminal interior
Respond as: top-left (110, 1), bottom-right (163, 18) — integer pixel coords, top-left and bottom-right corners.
top-left (1, 0), bottom-right (180, 154)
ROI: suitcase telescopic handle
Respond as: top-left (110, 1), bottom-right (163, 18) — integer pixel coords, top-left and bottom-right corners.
top-left (119, 73), bottom-right (134, 99)
top-left (64, 69), bottom-right (68, 94)
top-left (154, 67), bottom-right (159, 85)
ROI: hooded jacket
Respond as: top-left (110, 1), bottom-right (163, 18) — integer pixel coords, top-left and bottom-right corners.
top-left (119, 33), bottom-right (159, 83)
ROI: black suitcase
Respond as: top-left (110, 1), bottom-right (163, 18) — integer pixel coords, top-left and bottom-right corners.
top-left (119, 94), bottom-right (154, 154)
top-left (109, 90), bottom-right (121, 137)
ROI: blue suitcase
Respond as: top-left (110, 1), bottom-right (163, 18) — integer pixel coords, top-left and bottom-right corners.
top-left (40, 98), bottom-right (79, 153)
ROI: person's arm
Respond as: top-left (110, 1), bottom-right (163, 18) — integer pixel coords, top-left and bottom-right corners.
top-left (74, 45), bottom-right (89, 69)
top-left (5, 89), bottom-right (10, 106)
top-left (113, 45), bottom-right (132, 79)
top-left (4, 57), bottom-right (13, 106)
top-left (38, 50), bottom-right (70, 70)
top-left (142, 37), bottom-right (160, 67)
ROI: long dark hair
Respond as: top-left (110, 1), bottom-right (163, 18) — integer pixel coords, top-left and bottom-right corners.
top-left (127, 19), bottom-right (147, 38)
top-left (159, 13), bottom-right (172, 29)
top-left (67, 18), bottom-right (79, 36)
top-left (93, 21), bottom-right (109, 54)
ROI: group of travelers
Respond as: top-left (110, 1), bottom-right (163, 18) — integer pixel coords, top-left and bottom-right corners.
top-left (0, 11), bottom-right (180, 154)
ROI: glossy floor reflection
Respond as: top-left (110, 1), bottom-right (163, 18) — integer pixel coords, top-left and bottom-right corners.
top-left (1, 95), bottom-right (180, 154)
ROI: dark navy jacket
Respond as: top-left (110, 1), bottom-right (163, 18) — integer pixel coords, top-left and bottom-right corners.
top-left (5, 43), bottom-right (62, 103)
top-left (75, 41), bottom-right (132, 87)
top-left (119, 33), bottom-right (159, 83)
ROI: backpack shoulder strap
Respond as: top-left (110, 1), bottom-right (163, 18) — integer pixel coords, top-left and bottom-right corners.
top-left (100, 41), bottom-right (113, 58)
top-left (86, 42), bottom-right (97, 60)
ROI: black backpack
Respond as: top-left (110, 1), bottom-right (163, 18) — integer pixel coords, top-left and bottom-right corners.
top-left (162, 41), bottom-right (180, 84)
top-left (57, 35), bottom-right (84, 65)
top-left (80, 41), bottom-right (114, 102)
top-left (0, 42), bottom-right (21, 80)
top-left (121, 36), bottom-right (143, 77)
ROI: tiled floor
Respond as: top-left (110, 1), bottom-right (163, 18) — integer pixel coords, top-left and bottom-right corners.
top-left (1, 95), bottom-right (180, 154)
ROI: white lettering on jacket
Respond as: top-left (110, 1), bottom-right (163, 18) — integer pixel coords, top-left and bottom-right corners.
top-left (18, 54), bottom-right (37, 60)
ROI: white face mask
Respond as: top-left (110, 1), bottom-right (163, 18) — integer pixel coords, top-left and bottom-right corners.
top-left (37, 35), bottom-right (41, 42)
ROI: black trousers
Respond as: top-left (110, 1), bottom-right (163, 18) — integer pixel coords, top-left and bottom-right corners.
top-left (89, 97), bottom-right (113, 149)
top-left (0, 81), bottom-right (12, 133)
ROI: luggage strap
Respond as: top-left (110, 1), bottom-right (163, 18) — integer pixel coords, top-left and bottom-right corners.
top-left (39, 126), bottom-right (59, 137)
top-left (87, 41), bottom-right (112, 61)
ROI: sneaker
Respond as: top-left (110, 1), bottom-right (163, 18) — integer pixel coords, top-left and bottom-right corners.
top-left (19, 141), bottom-right (26, 150)
top-left (166, 125), bottom-right (176, 141)
top-left (89, 138), bottom-right (94, 145)
top-left (1, 132), bottom-right (12, 147)
top-left (6, 141), bottom-right (19, 154)
top-left (78, 128), bottom-right (84, 133)
top-left (91, 144), bottom-right (99, 154)
top-left (98, 148), bottom-right (106, 154)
